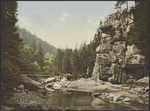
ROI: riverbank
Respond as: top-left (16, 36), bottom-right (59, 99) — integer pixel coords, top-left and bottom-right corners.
top-left (44, 76), bottom-right (149, 109)
top-left (2, 76), bottom-right (149, 110)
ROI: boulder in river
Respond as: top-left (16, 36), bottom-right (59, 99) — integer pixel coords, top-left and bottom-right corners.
top-left (45, 77), bottom-right (55, 83)
top-left (53, 82), bottom-right (61, 89)
top-left (91, 98), bottom-right (106, 108)
top-left (123, 97), bottom-right (131, 103)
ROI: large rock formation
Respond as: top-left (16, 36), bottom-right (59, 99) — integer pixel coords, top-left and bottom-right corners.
top-left (91, 9), bottom-right (146, 83)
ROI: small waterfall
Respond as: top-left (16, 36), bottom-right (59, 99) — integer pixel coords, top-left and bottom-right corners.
top-left (91, 63), bottom-right (100, 82)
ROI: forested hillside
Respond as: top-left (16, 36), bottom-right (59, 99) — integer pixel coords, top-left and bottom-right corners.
top-left (17, 28), bottom-right (57, 56)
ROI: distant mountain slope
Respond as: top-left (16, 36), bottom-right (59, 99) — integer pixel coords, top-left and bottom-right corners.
top-left (18, 27), bottom-right (57, 56)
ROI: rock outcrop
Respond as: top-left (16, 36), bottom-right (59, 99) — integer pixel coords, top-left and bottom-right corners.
top-left (21, 75), bottom-right (44, 91)
top-left (91, 9), bottom-right (146, 83)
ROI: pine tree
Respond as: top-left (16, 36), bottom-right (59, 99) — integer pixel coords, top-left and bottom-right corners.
top-left (78, 43), bottom-right (88, 77)
top-left (31, 38), bottom-right (36, 55)
top-left (53, 49), bottom-right (64, 75)
top-left (1, 1), bottom-right (18, 31)
top-left (61, 49), bottom-right (72, 74)
top-left (62, 54), bottom-right (69, 74)
top-left (1, 1), bottom-right (23, 100)
top-left (36, 42), bottom-right (44, 71)
top-left (71, 48), bottom-right (79, 79)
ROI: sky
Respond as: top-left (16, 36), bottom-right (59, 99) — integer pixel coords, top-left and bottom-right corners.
top-left (17, 1), bottom-right (135, 49)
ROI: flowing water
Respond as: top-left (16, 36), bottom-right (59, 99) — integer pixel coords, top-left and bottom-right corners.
top-left (44, 90), bottom-right (149, 110)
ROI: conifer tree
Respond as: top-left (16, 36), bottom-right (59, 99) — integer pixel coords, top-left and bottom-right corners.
top-left (1, 1), bottom-right (23, 99)
top-left (36, 42), bottom-right (44, 71)
top-left (31, 38), bottom-right (36, 54)
top-left (71, 48), bottom-right (79, 79)
top-left (53, 49), bottom-right (64, 75)
top-left (78, 43), bottom-right (88, 76)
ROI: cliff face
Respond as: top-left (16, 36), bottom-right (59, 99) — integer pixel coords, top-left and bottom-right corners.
top-left (91, 9), bottom-right (145, 83)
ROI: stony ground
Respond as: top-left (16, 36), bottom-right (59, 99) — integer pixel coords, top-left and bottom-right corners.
top-left (11, 91), bottom-right (52, 110)
top-left (4, 76), bottom-right (149, 110)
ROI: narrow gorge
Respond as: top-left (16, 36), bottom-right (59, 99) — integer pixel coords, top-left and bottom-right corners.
top-left (2, 1), bottom-right (149, 110)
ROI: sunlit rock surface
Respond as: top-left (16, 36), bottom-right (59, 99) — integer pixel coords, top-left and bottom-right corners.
top-left (91, 8), bottom-right (146, 83)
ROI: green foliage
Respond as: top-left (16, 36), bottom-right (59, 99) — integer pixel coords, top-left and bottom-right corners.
top-left (18, 33), bottom-right (55, 74)
top-left (43, 65), bottom-right (51, 73)
top-left (19, 43), bottom-right (40, 73)
top-left (43, 53), bottom-right (54, 73)
top-left (33, 61), bottom-right (41, 71)
top-left (128, 1), bottom-right (149, 76)
top-left (44, 52), bottom-right (54, 61)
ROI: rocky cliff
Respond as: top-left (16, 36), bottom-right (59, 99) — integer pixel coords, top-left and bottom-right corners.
top-left (91, 9), bottom-right (145, 83)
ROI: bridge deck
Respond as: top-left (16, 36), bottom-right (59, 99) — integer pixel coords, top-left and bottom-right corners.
top-left (20, 74), bottom-right (53, 77)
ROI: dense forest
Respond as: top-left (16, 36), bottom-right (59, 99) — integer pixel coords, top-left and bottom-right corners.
top-left (17, 28), bottom-right (57, 56)
top-left (1, 1), bottom-right (149, 106)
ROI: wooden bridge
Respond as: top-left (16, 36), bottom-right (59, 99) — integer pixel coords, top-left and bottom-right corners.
top-left (20, 72), bottom-right (54, 77)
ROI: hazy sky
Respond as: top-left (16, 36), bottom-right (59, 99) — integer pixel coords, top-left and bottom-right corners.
top-left (17, 1), bottom-right (135, 49)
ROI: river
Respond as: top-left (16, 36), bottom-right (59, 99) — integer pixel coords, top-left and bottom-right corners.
top-left (43, 90), bottom-right (149, 110)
